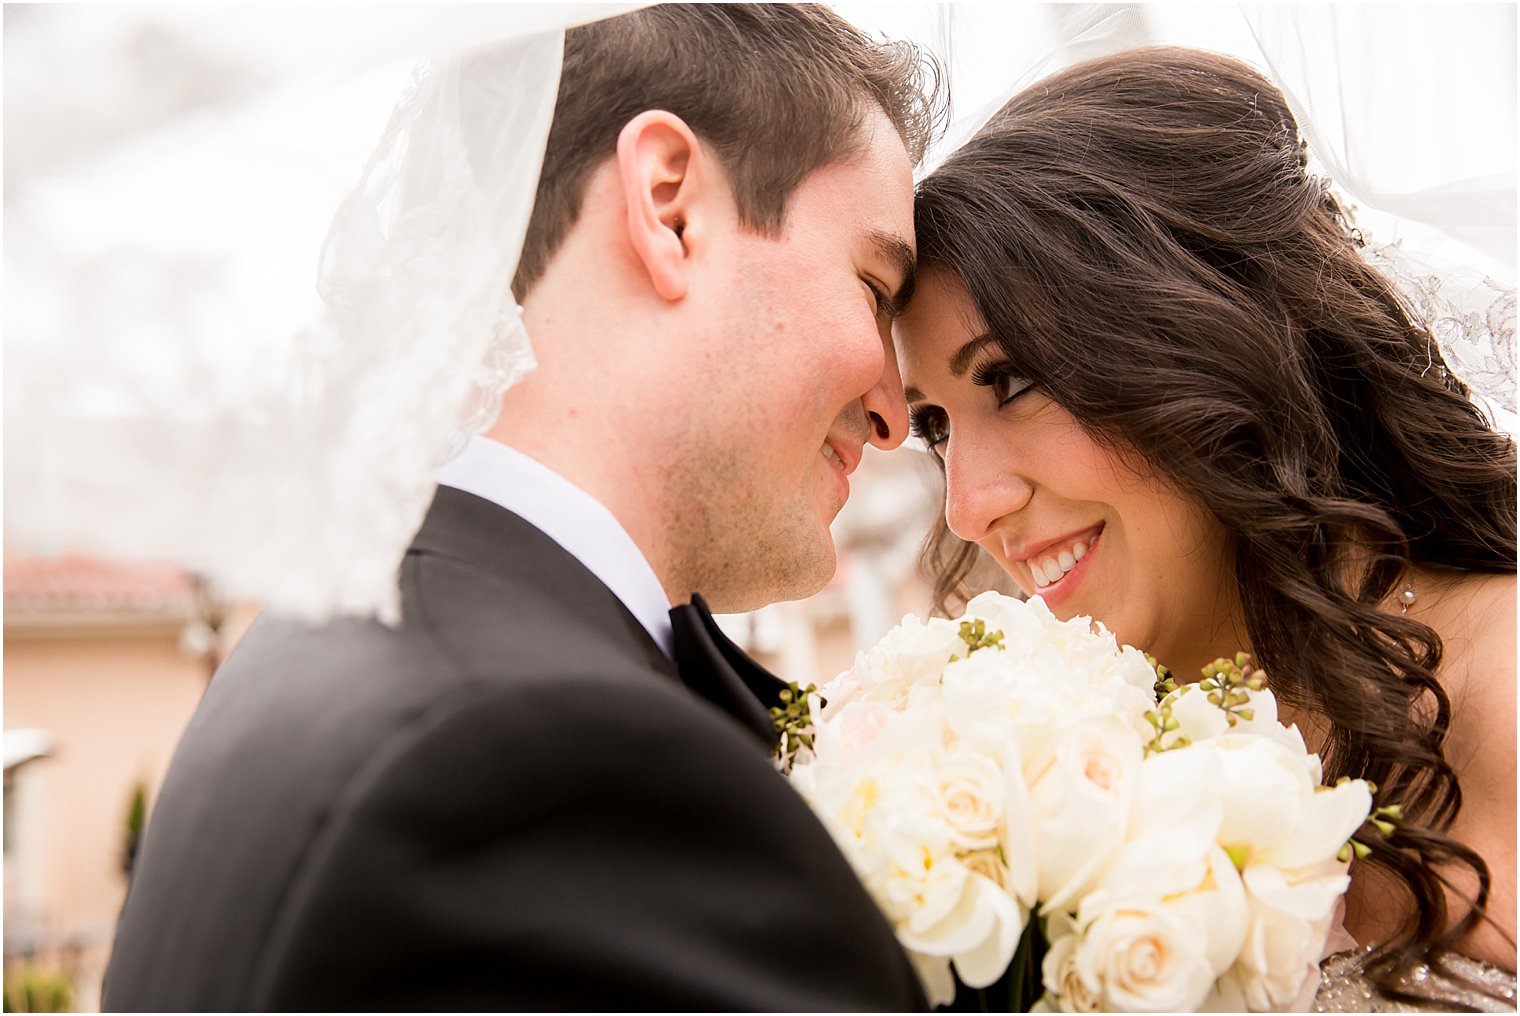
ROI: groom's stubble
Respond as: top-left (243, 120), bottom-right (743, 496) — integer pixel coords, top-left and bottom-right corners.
top-left (657, 426), bottom-right (838, 616)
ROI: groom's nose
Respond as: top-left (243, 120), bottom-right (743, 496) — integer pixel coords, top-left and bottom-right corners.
top-left (862, 335), bottom-right (909, 451)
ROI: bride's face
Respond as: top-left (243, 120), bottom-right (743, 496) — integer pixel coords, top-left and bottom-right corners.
top-left (895, 270), bottom-right (1243, 675)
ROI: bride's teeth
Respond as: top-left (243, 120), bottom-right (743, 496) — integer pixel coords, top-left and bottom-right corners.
top-left (1029, 536), bottom-right (1094, 589)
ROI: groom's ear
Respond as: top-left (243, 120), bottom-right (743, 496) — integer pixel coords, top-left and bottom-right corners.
top-left (616, 111), bottom-right (705, 302)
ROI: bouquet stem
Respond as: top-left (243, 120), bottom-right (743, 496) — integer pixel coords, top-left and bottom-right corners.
top-left (946, 913), bottom-right (1045, 1012)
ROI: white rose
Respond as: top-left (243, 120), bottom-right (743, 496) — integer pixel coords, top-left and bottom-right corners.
top-left (1040, 921), bottom-right (1104, 1013)
top-left (823, 733), bottom-right (1027, 994)
top-left (1018, 597), bottom-right (1157, 699)
top-left (1025, 714), bottom-right (1144, 912)
top-left (938, 593), bottom-right (1159, 760)
top-left (1056, 897), bottom-right (1218, 1012)
top-left (962, 847), bottom-right (1013, 892)
top-left (1083, 839), bottom-right (1249, 981)
top-left (1228, 803), bottom-right (1365, 1013)
top-left (933, 744), bottom-right (1007, 851)
top-left (942, 646), bottom-right (1124, 766)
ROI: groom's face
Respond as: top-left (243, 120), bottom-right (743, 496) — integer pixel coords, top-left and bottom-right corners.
top-left (668, 108), bottom-right (915, 612)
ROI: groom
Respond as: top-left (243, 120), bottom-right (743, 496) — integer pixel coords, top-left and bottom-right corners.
top-left (105, 5), bottom-right (939, 1010)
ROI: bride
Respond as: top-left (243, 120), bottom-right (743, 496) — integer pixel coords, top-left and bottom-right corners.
top-left (894, 47), bottom-right (1516, 1010)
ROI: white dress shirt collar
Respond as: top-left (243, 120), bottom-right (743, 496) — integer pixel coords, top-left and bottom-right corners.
top-left (434, 436), bottom-right (674, 660)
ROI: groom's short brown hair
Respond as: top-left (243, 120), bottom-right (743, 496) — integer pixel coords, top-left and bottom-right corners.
top-left (510, 3), bottom-right (943, 299)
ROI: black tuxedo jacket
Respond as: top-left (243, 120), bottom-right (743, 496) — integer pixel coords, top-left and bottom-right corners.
top-left (104, 486), bottom-right (925, 1011)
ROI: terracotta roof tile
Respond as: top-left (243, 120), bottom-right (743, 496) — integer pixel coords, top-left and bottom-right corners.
top-left (3, 555), bottom-right (196, 613)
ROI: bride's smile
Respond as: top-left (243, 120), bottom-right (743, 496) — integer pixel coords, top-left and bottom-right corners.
top-left (1003, 521), bottom-right (1102, 600)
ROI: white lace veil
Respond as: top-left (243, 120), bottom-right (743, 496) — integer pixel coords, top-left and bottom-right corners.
top-left (6, 4), bottom-right (1513, 622)
top-left (5, 14), bottom-right (584, 622)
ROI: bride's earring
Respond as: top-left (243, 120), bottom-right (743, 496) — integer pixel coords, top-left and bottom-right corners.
top-left (1398, 581), bottom-right (1417, 614)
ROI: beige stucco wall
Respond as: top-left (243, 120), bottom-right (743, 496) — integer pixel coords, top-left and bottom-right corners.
top-left (4, 609), bottom-right (254, 1009)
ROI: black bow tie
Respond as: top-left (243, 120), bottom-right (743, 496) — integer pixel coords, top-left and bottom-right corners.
top-left (668, 594), bottom-right (789, 750)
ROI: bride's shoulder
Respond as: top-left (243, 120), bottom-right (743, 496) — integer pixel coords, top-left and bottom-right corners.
top-left (1425, 568), bottom-right (1516, 971)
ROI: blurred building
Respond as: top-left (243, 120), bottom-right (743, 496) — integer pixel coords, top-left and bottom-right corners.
top-left (3, 556), bottom-right (254, 1011)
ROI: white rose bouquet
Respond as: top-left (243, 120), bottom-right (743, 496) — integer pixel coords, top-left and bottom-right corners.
top-left (784, 591), bottom-right (1380, 1012)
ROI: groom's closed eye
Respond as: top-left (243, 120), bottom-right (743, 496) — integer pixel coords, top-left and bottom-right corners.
top-left (868, 231), bottom-right (916, 317)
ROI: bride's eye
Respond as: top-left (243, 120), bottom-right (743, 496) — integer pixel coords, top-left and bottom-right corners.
top-left (908, 407), bottom-right (949, 454)
top-left (972, 362), bottom-right (1033, 407)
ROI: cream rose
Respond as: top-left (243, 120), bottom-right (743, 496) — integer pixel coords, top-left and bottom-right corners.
top-left (933, 744), bottom-right (1007, 851)
top-left (1040, 922), bottom-right (1104, 1013)
top-left (1056, 899), bottom-right (1217, 1012)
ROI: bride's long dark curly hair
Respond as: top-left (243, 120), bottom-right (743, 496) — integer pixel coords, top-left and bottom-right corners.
top-left (913, 46), bottom-right (1517, 1001)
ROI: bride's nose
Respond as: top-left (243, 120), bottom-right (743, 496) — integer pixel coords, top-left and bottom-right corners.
top-left (943, 432), bottom-right (1033, 544)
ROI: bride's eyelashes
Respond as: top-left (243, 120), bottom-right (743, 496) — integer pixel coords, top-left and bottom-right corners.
top-left (908, 406), bottom-right (948, 453)
top-left (970, 360), bottom-right (1033, 407)
top-left (908, 364), bottom-right (1034, 456)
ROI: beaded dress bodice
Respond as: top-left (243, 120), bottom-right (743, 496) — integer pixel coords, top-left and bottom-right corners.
top-left (1316, 949), bottom-right (1518, 1012)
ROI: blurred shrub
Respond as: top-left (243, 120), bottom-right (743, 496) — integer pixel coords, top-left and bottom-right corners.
top-left (122, 779), bottom-right (149, 877)
top-left (2, 967), bottom-right (74, 1013)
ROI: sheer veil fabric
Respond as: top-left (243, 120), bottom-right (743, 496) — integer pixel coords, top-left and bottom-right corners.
top-left (5, 4), bottom-right (1513, 621)
top-left (6, 14), bottom-right (580, 622)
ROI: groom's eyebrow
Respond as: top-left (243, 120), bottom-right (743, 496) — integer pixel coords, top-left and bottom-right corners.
top-left (871, 231), bottom-right (916, 315)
